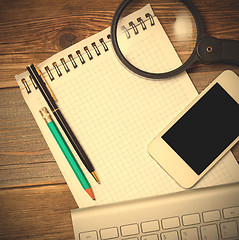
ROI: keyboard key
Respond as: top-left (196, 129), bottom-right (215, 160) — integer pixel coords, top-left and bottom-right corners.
top-left (79, 231), bottom-right (98, 240)
top-left (223, 206), bottom-right (239, 219)
top-left (121, 224), bottom-right (139, 236)
top-left (203, 210), bottom-right (221, 222)
top-left (161, 231), bottom-right (179, 240)
top-left (200, 224), bottom-right (219, 240)
top-left (162, 217), bottom-right (180, 229)
top-left (141, 220), bottom-right (160, 233)
top-left (100, 227), bottom-right (118, 239)
top-left (181, 227), bottom-right (199, 240)
top-left (220, 221), bottom-right (239, 239)
top-left (141, 234), bottom-right (159, 240)
top-left (182, 213), bottom-right (200, 226)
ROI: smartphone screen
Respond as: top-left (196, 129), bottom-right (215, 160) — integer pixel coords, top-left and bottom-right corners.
top-left (162, 83), bottom-right (239, 175)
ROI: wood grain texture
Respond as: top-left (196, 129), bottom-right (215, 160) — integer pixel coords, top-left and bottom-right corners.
top-left (0, 88), bottom-right (65, 188)
top-left (0, 184), bottom-right (77, 240)
top-left (0, 0), bottom-right (238, 239)
top-left (0, 0), bottom-right (121, 88)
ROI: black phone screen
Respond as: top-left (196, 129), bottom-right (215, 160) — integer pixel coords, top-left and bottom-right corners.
top-left (162, 83), bottom-right (239, 175)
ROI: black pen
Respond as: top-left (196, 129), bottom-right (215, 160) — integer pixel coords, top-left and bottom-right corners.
top-left (27, 64), bottom-right (100, 184)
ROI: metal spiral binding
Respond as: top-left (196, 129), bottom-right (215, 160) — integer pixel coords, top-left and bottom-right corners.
top-left (44, 38), bottom-right (109, 80)
top-left (68, 54), bottom-right (78, 68)
top-left (21, 37), bottom-right (110, 92)
top-left (21, 14), bottom-right (153, 92)
top-left (100, 38), bottom-right (109, 51)
top-left (60, 58), bottom-right (70, 72)
top-left (122, 12), bottom-right (155, 39)
top-left (45, 66), bottom-right (55, 81)
top-left (21, 78), bottom-right (31, 94)
top-left (129, 21), bottom-right (139, 35)
top-left (22, 14), bottom-right (154, 92)
top-left (146, 13), bottom-right (155, 26)
top-left (76, 50), bottom-right (85, 65)
top-left (121, 26), bottom-right (131, 39)
top-left (92, 42), bottom-right (101, 56)
top-left (53, 62), bottom-right (62, 77)
top-left (137, 17), bottom-right (147, 30)
top-left (84, 46), bottom-right (93, 60)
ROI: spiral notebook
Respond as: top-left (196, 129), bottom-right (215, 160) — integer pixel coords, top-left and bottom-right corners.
top-left (15, 5), bottom-right (239, 208)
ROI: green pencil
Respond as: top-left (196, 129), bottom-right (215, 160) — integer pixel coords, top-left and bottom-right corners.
top-left (40, 107), bottom-right (95, 200)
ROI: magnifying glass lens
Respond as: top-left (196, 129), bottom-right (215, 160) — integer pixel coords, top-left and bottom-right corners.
top-left (115, 0), bottom-right (197, 75)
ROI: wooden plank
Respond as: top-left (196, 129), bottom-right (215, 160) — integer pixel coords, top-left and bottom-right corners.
top-left (0, 184), bottom-right (77, 239)
top-left (189, 65), bottom-right (239, 93)
top-left (0, 0), bottom-right (121, 88)
top-left (0, 88), bottom-right (65, 188)
top-left (195, 0), bottom-right (239, 40)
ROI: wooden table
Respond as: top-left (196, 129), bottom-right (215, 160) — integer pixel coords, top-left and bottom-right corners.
top-left (0, 0), bottom-right (238, 239)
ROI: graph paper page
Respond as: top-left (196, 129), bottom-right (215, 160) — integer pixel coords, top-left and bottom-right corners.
top-left (16, 5), bottom-right (239, 208)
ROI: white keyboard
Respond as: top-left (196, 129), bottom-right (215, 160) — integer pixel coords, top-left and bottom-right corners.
top-left (71, 183), bottom-right (239, 240)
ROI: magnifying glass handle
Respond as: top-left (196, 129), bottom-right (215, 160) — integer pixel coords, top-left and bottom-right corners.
top-left (197, 35), bottom-right (239, 66)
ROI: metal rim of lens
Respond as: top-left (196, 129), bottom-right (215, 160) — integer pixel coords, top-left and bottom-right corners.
top-left (111, 0), bottom-right (205, 79)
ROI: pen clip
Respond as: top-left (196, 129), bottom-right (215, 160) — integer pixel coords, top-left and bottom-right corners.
top-left (34, 64), bottom-right (57, 102)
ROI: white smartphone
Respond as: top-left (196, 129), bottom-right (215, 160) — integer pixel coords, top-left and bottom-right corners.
top-left (148, 70), bottom-right (239, 188)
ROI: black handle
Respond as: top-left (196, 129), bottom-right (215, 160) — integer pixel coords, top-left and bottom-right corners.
top-left (197, 35), bottom-right (239, 66)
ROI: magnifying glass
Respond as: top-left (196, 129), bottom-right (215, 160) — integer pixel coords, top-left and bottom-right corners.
top-left (111, 0), bottom-right (239, 79)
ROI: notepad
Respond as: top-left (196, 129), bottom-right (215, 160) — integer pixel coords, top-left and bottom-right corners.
top-left (15, 5), bottom-right (239, 208)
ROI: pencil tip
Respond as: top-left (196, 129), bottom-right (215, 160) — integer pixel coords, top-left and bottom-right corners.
top-left (85, 187), bottom-right (95, 200)
top-left (91, 171), bottom-right (101, 184)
